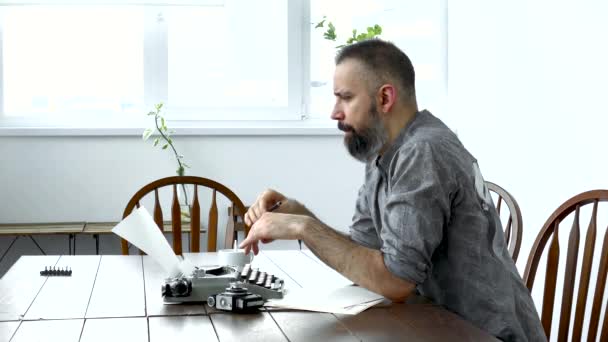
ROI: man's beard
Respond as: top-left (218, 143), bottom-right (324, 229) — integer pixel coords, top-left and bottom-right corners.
top-left (338, 104), bottom-right (388, 163)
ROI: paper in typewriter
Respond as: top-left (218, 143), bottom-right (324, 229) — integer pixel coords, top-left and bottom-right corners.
top-left (112, 206), bottom-right (195, 277)
top-left (264, 284), bottom-right (386, 315)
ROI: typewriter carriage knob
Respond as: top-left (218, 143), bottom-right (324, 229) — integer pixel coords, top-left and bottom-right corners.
top-left (162, 278), bottom-right (192, 297)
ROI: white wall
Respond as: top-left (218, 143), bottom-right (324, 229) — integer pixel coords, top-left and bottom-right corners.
top-left (0, 135), bottom-right (363, 228)
top-left (450, 1), bottom-right (608, 338)
top-left (450, 0), bottom-right (608, 270)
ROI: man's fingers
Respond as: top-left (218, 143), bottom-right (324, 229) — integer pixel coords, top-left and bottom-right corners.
top-left (245, 202), bottom-right (263, 226)
top-left (239, 235), bottom-right (254, 249)
top-left (251, 204), bottom-right (263, 221)
top-left (244, 212), bottom-right (252, 226)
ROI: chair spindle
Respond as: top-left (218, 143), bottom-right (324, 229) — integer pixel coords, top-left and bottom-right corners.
top-left (496, 196), bottom-right (503, 215)
top-left (171, 184), bottom-right (182, 255)
top-left (154, 188), bottom-right (164, 231)
top-left (543, 221), bottom-right (560, 340)
top-left (505, 217), bottom-right (512, 248)
top-left (208, 190), bottom-right (218, 252)
top-left (191, 185), bottom-right (201, 253)
top-left (557, 206), bottom-right (580, 342)
top-left (572, 201), bottom-right (598, 340)
top-left (588, 221), bottom-right (608, 341)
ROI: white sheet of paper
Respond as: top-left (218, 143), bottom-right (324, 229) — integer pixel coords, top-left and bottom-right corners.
top-left (111, 206), bottom-right (194, 277)
top-left (265, 285), bottom-right (386, 315)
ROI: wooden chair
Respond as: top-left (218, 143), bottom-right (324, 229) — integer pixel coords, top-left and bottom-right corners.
top-left (486, 181), bottom-right (523, 262)
top-left (121, 176), bottom-right (248, 255)
top-left (523, 189), bottom-right (608, 341)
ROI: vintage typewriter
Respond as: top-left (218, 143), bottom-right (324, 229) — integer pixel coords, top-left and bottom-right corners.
top-left (162, 263), bottom-right (285, 304)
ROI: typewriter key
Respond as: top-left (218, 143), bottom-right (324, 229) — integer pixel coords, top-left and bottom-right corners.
top-left (240, 264), bottom-right (251, 280)
top-left (248, 268), bottom-right (259, 283)
top-left (264, 275), bottom-right (274, 288)
top-left (256, 272), bottom-right (266, 286)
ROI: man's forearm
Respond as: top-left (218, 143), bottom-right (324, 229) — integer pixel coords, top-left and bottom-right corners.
top-left (301, 218), bottom-right (415, 302)
top-left (286, 199), bottom-right (318, 219)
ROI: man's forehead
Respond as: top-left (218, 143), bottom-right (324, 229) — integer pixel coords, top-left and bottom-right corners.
top-left (335, 58), bottom-right (366, 76)
top-left (334, 59), bottom-right (367, 90)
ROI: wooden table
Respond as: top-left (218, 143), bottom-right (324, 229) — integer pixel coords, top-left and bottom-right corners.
top-left (0, 250), bottom-right (498, 341)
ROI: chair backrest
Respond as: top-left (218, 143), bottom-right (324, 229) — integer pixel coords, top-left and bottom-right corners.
top-left (486, 181), bottom-right (523, 262)
top-left (121, 176), bottom-right (248, 255)
top-left (226, 204), bottom-right (249, 247)
top-left (523, 189), bottom-right (608, 341)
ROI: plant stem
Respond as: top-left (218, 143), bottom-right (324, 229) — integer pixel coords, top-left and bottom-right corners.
top-left (154, 115), bottom-right (190, 207)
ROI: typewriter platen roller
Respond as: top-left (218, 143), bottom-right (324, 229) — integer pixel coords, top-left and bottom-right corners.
top-left (162, 263), bottom-right (285, 303)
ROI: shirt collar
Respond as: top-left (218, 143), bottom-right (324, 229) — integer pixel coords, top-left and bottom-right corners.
top-left (375, 110), bottom-right (427, 173)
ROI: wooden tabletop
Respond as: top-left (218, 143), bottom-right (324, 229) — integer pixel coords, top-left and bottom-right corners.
top-left (0, 250), bottom-right (498, 342)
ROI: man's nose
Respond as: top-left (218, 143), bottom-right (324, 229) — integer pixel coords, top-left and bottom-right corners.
top-left (331, 107), bottom-right (344, 121)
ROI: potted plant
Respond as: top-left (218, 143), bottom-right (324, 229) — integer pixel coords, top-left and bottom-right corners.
top-left (143, 102), bottom-right (192, 220)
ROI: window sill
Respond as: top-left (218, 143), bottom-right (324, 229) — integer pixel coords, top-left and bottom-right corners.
top-left (0, 119), bottom-right (341, 137)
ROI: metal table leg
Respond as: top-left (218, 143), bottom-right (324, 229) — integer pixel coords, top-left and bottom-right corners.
top-left (94, 234), bottom-right (100, 255)
top-left (0, 236), bottom-right (19, 264)
top-left (29, 236), bottom-right (46, 255)
top-left (68, 234), bottom-right (77, 255)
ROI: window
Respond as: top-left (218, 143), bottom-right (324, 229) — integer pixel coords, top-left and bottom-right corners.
top-left (1, 5), bottom-right (145, 122)
top-left (0, 0), bottom-right (304, 127)
top-left (0, 0), bottom-right (446, 131)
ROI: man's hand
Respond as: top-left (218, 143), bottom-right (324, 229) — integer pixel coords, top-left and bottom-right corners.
top-left (240, 213), bottom-right (309, 255)
top-left (245, 189), bottom-right (314, 225)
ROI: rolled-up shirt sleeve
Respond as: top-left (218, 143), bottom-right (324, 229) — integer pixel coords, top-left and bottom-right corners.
top-left (381, 142), bottom-right (452, 285)
top-left (349, 176), bottom-right (382, 250)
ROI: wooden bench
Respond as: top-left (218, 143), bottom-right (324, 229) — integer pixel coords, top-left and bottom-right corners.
top-left (0, 222), bottom-right (85, 263)
top-left (0, 221), bottom-right (207, 258)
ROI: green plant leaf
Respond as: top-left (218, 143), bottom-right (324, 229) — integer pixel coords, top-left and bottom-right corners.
top-left (177, 166), bottom-right (185, 176)
top-left (315, 19), bottom-right (325, 28)
top-left (167, 137), bottom-right (173, 144)
top-left (155, 102), bottom-right (163, 111)
top-left (323, 22), bottom-right (336, 41)
top-left (162, 144), bottom-right (169, 150)
top-left (153, 137), bottom-right (160, 146)
top-left (147, 111), bottom-right (156, 116)
top-left (142, 128), bottom-right (153, 140)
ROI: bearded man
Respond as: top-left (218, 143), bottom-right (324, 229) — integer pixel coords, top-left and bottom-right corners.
top-left (240, 39), bottom-right (545, 342)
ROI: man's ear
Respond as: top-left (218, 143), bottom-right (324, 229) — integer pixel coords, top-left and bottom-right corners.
top-left (377, 84), bottom-right (396, 113)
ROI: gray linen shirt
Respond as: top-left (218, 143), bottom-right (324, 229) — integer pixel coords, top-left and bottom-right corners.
top-left (349, 110), bottom-right (546, 342)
